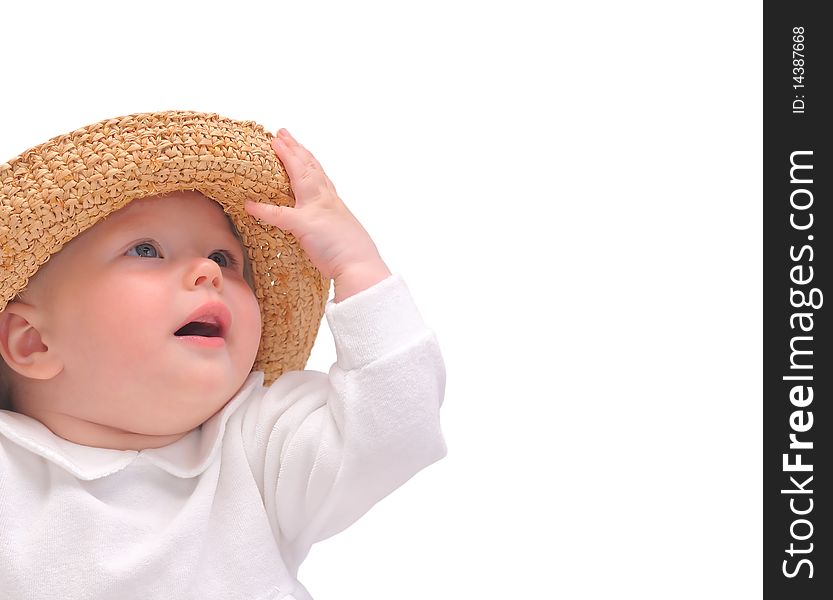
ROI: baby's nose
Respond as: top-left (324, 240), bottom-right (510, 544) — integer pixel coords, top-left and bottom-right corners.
top-left (187, 259), bottom-right (224, 290)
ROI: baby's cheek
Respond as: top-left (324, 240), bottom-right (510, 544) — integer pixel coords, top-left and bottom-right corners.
top-left (86, 278), bottom-right (167, 352)
top-left (235, 289), bottom-right (263, 364)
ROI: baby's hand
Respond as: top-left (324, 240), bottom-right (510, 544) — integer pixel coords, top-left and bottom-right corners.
top-left (245, 129), bottom-right (391, 302)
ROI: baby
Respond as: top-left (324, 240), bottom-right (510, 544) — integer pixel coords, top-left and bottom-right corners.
top-left (0, 115), bottom-right (446, 599)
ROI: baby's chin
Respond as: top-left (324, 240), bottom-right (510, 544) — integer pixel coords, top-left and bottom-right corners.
top-left (147, 380), bottom-right (240, 431)
top-left (94, 372), bottom-right (243, 437)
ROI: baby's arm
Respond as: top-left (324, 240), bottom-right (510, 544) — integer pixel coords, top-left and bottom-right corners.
top-left (250, 274), bottom-right (445, 574)
top-left (245, 128), bottom-right (390, 303)
top-left (242, 131), bottom-right (446, 573)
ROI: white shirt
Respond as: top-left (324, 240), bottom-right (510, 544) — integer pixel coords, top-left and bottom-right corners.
top-left (0, 273), bottom-right (446, 600)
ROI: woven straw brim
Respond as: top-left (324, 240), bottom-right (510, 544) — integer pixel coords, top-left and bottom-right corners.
top-left (0, 110), bottom-right (329, 385)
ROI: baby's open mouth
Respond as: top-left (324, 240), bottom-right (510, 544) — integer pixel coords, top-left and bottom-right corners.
top-left (174, 302), bottom-right (231, 339)
top-left (174, 321), bottom-right (223, 338)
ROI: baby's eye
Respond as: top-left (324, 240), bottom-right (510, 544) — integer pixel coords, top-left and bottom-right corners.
top-left (208, 250), bottom-right (239, 269)
top-left (126, 242), bottom-right (161, 258)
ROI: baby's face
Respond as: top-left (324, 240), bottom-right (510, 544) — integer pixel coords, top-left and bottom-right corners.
top-left (15, 191), bottom-right (262, 444)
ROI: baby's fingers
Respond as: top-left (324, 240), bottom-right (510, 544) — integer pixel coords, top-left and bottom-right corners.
top-left (272, 129), bottom-right (323, 181)
top-left (271, 129), bottom-right (336, 202)
top-left (244, 200), bottom-right (301, 234)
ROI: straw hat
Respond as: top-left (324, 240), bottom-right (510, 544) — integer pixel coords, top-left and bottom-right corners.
top-left (0, 110), bottom-right (329, 385)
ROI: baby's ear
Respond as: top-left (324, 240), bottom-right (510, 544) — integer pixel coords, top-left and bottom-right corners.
top-left (0, 303), bottom-right (63, 380)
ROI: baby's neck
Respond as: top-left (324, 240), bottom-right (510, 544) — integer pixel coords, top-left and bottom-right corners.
top-left (22, 408), bottom-right (190, 451)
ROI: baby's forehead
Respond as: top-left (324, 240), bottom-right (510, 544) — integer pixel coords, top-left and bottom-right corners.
top-left (95, 191), bottom-right (238, 236)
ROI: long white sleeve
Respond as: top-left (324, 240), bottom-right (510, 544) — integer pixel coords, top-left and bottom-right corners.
top-left (240, 273), bottom-right (447, 575)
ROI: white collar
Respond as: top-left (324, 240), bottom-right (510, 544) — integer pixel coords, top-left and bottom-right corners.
top-left (0, 371), bottom-right (265, 480)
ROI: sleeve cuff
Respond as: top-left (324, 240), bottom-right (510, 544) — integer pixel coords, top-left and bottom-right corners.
top-left (324, 273), bottom-right (427, 370)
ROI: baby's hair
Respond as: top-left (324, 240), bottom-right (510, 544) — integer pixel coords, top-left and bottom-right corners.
top-left (0, 292), bottom-right (22, 411)
top-left (0, 358), bottom-right (12, 412)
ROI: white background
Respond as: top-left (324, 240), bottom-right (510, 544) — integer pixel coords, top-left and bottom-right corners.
top-left (0, 1), bottom-right (762, 598)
